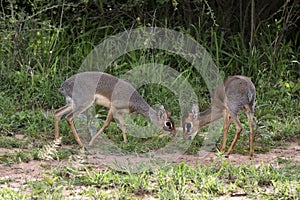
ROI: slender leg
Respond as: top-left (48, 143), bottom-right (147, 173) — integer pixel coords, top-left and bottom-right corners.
top-left (225, 116), bottom-right (242, 158)
top-left (220, 110), bottom-right (232, 151)
top-left (89, 108), bottom-right (114, 145)
top-left (54, 105), bottom-right (72, 139)
top-left (115, 113), bottom-right (127, 143)
top-left (66, 118), bottom-right (84, 146)
top-left (247, 112), bottom-right (255, 158)
top-left (65, 105), bottom-right (93, 147)
top-left (55, 104), bottom-right (71, 114)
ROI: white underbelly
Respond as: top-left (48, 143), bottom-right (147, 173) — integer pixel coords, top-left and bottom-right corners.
top-left (94, 94), bottom-right (111, 108)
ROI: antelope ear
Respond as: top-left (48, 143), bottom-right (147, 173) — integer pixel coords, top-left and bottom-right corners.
top-left (166, 110), bottom-right (171, 116)
top-left (192, 104), bottom-right (199, 119)
top-left (158, 105), bottom-right (167, 120)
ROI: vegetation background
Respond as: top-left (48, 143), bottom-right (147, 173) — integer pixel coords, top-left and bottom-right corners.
top-left (0, 0), bottom-right (299, 199)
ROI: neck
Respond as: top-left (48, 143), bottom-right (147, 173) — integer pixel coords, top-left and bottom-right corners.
top-left (129, 92), bottom-right (161, 127)
top-left (139, 106), bottom-right (160, 126)
top-left (198, 107), bottom-right (223, 127)
top-left (149, 107), bottom-right (162, 126)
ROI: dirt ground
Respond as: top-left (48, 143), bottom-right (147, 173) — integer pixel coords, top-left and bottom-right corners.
top-left (178, 141), bottom-right (300, 167)
top-left (0, 141), bottom-right (299, 196)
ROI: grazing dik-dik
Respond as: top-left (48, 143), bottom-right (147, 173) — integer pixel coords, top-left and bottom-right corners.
top-left (54, 72), bottom-right (176, 146)
top-left (182, 75), bottom-right (256, 158)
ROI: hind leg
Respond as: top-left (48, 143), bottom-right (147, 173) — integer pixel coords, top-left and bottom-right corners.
top-left (220, 110), bottom-right (233, 151)
top-left (54, 105), bottom-right (72, 140)
top-left (65, 104), bottom-right (94, 146)
top-left (225, 114), bottom-right (243, 158)
top-left (247, 111), bottom-right (255, 158)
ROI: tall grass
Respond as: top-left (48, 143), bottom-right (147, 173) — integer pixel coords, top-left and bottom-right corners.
top-left (0, 1), bottom-right (299, 149)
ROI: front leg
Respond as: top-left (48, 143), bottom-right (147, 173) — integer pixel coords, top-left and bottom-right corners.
top-left (89, 108), bottom-right (114, 146)
top-left (115, 113), bottom-right (127, 143)
top-left (220, 110), bottom-right (232, 151)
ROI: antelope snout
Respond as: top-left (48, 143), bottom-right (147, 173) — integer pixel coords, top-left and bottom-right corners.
top-left (183, 134), bottom-right (194, 140)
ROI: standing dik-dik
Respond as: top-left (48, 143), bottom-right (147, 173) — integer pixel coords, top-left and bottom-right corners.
top-left (54, 72), bottom-right (176, 146)
top-left (182, 75), bottom-right (256, 158)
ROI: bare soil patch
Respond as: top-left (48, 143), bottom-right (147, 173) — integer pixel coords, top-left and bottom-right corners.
top-left (178, 141), bottom-right (300, 167)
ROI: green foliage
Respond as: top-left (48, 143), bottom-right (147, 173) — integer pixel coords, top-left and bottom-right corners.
top-left (0, 189), bottom-right (28, 200)
top-left (4, 161), bottom-right (294, 199)
top-left (0, 1), bottom-right (299, 198)
top-left (0, 0), bottom-right (298, 157)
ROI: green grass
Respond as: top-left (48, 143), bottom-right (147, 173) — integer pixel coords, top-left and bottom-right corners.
top-left (0, 2), bottom-right (299, 199)
top-left (0, 157), bottom-right (299, 199)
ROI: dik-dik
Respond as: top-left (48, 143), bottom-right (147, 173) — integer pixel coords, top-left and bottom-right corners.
top-left (54, 72), bottom-right (176, 146)
top-left (182, 75), bottom-right (256, 158)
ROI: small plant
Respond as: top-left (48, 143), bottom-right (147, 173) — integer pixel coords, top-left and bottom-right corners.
top-left (38, 137), bottom-right (62, 160)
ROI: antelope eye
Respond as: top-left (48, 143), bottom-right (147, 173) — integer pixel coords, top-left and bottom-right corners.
top-left (165, 121), bottom-right (172, 129)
